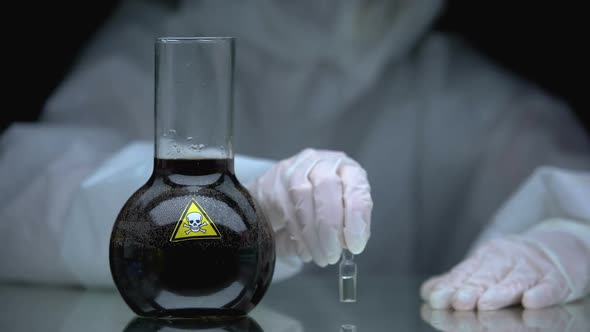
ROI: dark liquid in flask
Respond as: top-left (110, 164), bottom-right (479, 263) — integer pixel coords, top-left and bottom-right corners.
top-left (109, 158), bottom-right (275, 319)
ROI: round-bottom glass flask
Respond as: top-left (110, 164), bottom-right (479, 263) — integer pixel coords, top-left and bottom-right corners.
top-left (109, 37), bottom-right (275, 319)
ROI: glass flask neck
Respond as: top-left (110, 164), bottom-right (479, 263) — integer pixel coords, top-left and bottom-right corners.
top-left (154, 37), bottom-right (235, 172)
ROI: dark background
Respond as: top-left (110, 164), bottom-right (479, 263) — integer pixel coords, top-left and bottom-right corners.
top-left (3, 1), bottom-right (588, 133)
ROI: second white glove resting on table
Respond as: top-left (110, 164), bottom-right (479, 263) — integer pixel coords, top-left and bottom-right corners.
top-left (421, 167), bottom-right (590, 310)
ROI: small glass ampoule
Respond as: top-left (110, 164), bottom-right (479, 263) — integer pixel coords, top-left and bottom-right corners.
top-left (339, 249), bottom-right (357, 302)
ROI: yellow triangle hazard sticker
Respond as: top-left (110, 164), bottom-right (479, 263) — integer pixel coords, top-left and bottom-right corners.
top-left (170, 198), bottom-right (221, 242)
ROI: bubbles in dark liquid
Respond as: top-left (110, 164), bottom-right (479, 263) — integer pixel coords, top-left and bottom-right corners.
top-left (109, 159), bottom-right (275, 319)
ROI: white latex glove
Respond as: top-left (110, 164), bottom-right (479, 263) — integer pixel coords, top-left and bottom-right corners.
top-left (420, 219), bottom-right (590, 310)
top-left (247, 148), bottom-right (373, 267)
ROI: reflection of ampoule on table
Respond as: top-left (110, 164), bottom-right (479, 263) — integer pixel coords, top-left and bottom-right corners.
top-left (340, 324), bottom-right (357, 332)
top-left (339, 249), bottom-right (357, 302)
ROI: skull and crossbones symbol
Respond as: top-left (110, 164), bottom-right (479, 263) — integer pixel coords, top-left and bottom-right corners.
top-left (183, 212), bottom-right (208, 234)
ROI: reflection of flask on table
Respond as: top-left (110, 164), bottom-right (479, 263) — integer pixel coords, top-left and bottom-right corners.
top-left (123, 316), bottom-right (264, 331)
top-left (339, 249), bottom-right (357, 302)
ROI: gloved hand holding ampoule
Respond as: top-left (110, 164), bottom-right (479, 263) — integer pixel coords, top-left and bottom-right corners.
top-left (246, 148), bottom-right (374, 267)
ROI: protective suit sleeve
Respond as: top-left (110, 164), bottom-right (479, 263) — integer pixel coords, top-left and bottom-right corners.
top-left (474, 167), bottom-right (590, 247)
top-left (0, 123), bottom-right (127, 286)
top-left (0, 124), bottom-right (299, 288)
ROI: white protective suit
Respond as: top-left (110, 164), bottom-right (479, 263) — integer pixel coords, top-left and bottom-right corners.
top-left (1, 0), bottom-right (589, 291)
